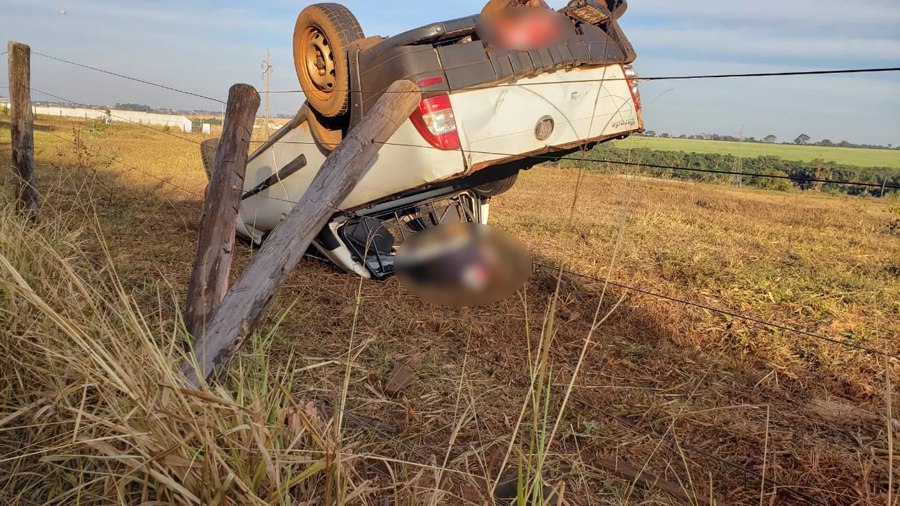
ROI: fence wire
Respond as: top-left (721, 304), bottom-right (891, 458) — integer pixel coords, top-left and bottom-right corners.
top-left (29, 47), bottom-right (900, 97)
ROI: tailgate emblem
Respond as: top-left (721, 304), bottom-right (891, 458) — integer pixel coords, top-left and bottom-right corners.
top-left (535, 116), bottom-right (554, 141)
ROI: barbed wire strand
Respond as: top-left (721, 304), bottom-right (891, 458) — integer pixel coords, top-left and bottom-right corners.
top-left (264, 66), bottom-right (900, 94)
top-left (250, 138), bottom-right (898, 191)
top-left (24, 49), bottom-right (900, 192)
top-left (27, 89), bottom-right (896, 203)
top-left (29, 47), bottom-right (900, 99)
top-left (373, 140), bottom-right (900, 190)
top-left (26, 95), bottom-right (894, 193)
top-left (32, 51), bottom-right (226, 104)
top-left (531, 262), bottom-right (899, 360)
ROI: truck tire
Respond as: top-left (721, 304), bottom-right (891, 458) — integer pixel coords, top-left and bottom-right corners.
top-left (293, 4), bottom-right (364, 118)
top-left (307, 106), bottom-right (344, 151)
top-left (200, 138), bottom-right (219, 179)
top-left (474, 172), bottom-right (519, 197)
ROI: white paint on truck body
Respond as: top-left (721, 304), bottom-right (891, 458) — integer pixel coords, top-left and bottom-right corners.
top-left (238, 115), bottom-right (463, 235)
top-left (452, 64), bottom-right (639, 168)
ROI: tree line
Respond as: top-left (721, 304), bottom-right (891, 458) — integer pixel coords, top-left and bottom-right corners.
top-left (563, 144), bottom-right (899, 197)
top-left (638, 131), bottom-right (897, 150)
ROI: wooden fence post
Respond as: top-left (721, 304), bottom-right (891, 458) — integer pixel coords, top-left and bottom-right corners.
top-left (182, 79), bottom-right (421, 387)
top-left (184, 84), bottom-right (260, 338)
top-left (8, 41), bottom-right (39, 220)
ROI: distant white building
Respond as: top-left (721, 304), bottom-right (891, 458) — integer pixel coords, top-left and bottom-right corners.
top-left (36, 106), bottom-right (193, 132)
top-left (0, 98), bottom-right (193, 132)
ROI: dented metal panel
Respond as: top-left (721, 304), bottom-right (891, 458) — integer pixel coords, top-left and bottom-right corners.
top-left (450, 64), bottom-right (639, 170)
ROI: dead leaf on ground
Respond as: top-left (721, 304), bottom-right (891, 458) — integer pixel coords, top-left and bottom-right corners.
top-left (383, 355), bottom-right (423, 396)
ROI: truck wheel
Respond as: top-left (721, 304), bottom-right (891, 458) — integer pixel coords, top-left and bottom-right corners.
top-left (474, 173), bottom-right (519, 197)
top-left (293, 3), bottom-right (364, 118)
top-left (307, 105), bottom-right (344, 151)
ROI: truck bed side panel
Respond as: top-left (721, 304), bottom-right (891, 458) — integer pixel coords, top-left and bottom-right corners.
top-left (450, 64), bottom-right (639, 169)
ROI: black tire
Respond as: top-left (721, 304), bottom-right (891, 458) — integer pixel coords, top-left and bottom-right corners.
top-left (474, 173), bottom-right (519, 197)
top-left (200, 138), bottom-right (219, 179)
top-left (293, 3), bottom-right (364, 118)
top-left (307, 105), bottom-right (344, 151)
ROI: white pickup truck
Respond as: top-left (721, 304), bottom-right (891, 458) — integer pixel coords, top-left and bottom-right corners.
top-left (203, 0), bottom-right (642, 279)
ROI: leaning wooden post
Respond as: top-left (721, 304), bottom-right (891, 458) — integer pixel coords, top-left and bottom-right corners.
top-left (182, 80), bottom-right (420, 387)
top-left (8, 41), bottom-right (39, 220)
top-left (184, 84), bottom-right (260, 338)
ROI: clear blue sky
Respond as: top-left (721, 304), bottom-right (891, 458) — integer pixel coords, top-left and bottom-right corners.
top-left (2, 0), bottom-right (899, 146)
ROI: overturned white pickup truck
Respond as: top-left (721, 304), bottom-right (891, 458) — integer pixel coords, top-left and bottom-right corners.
top-left (202, 0), bottom-right (643, 280)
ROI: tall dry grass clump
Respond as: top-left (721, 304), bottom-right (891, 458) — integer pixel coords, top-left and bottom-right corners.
top-left (0, 204), bottom-right (368, 504)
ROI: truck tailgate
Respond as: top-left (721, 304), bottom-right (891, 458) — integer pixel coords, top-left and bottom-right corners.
top-left (449, 64), bottom-right (640, 170)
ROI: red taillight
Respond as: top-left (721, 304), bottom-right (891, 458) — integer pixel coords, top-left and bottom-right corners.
top-left (409, 94), bottom-right (460, 150)
top-left (624, 65), bottom-right (642, 115)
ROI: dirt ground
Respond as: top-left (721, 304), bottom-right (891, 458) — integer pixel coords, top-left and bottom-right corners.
top-left (2, 116), bottom-right (898, 504)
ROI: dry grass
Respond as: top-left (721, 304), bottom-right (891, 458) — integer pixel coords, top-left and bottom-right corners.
top-left (1, 115), bottom-right (899, 504)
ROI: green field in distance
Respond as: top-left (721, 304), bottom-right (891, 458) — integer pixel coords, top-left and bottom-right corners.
top-left (612, 136), bottom-right (900, 169)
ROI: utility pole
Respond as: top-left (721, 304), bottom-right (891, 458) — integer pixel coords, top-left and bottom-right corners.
top-left (261, 49), bottom-right (272, 135)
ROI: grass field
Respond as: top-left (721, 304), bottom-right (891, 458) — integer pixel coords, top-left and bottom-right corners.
top-left (614, 135), bottom-right (900, 168)
top-left (1, 116), bottom-right (898, 504)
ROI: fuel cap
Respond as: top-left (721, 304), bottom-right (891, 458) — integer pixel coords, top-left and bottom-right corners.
top-left (535, 115), bottom-right (554, 141)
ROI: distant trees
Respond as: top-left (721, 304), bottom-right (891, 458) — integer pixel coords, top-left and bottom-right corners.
top-left (632, 130), bottom-right (893, 149)
top-left (115, 103), bottom-right (153, 112)
top-left (564, 144), bottom-right (899, 198)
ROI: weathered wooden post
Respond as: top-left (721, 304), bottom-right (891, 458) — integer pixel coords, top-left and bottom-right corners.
top-left (182, 80), bottom-right (421, 387)
top-left (7, 41), bottom-right (39, 220)
top-left (184, 84), bottom-right (260, 337)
